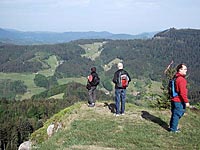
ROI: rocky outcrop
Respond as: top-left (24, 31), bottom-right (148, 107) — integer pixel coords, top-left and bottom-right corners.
top-left (18, 141), bottom-right (32, 150)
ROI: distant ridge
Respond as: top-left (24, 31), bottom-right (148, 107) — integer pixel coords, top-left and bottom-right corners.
top-left (0, 28), bottom-right (157, 45)
top-left (154, 28), bottom-right (200, 39)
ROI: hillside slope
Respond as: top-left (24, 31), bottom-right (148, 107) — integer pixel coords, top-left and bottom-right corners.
top-left (31, 102), bottom-right (200, 150)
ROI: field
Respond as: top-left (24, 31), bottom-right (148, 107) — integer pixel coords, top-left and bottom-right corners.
top-left (0, 43), bottom-right (162, 100)
top-left (0, 55), bottom-right (59, 99)
top-left (80, 42), bottom-right (103, 60)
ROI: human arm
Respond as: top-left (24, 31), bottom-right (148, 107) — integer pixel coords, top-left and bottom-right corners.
top-left (186, 102), bottom-right (190, 107)
top-left (126, 72), bottom-right (131, 83)
top-left (177, 77), bottom-right (189, 103)
top-left (112, 71), bottom-right (118, 84)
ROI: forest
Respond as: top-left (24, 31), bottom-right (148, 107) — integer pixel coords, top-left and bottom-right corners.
top-left (0, 28), bottom-right (200, 149)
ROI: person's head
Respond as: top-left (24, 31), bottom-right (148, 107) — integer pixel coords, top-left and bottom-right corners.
top-left (117, 62), bottom-right (123, 70)
top-left (176, 63), bottom-right (187, 76)
top-left (91, 67), bottom-right (96, 72)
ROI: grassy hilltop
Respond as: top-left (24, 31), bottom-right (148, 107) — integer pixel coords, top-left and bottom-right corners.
top-left (31, 102), bottom-right (200, 150)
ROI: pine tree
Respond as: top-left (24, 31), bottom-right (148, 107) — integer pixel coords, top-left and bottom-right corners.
top-left (157, 67), bottom-right (176, 109)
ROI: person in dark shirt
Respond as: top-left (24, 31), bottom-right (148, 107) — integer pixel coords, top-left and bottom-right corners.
top-left (87, 67), bottom-right (100, 107)
top-left (112, 63), bottom-right (131, 116)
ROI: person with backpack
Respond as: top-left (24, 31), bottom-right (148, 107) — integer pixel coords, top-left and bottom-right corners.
top-left (169, 63), bottom-right (190, 133)
top-left (112, 62), bottom-right (131, 116)
top-left (86, 67), bottom-right (100, 107)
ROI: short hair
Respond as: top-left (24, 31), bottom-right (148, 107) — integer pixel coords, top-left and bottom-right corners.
top-left (117, 62), bottom-right (123, 69)
top-left (91, 67), bottom-right (96, 72)
top-left (176, 63), bottom-right (186, 72)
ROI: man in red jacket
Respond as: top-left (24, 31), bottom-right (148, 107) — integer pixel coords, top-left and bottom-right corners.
top-left (169, 63), bottom-right (190, 132)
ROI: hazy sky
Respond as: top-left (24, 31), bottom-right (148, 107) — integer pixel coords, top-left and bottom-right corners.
top-left (0, 0), bottom-right (200, 34)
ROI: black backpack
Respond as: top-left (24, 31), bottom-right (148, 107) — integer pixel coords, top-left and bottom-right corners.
top-left (92, 75), bottom-right (100, 86)
top-left (86, 74), bottom-right (100, 90)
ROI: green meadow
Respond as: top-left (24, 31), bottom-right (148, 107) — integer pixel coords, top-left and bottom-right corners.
top-left (32, 102), bottom-right (200, 150)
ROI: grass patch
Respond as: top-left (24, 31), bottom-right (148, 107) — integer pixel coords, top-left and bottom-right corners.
top-left (32, 102), bottom-right (200, 150)
top-left (38, 55), bottom-right (58, 76)
top-left (57, 77), bottom-right (87, 85)
top-left (0, 54), bottom-right (58, 100)
top-left (80, 42), bottom-right (104, 60)
top-left (0, 72), bottom-right (46, 99)
top-left (103, 58), bottom-right (122, 71)
top-left (48, 93), bottom-right (64, 99)
top-left (31, 102), bottom-right (82, 144)
top-left (0, 55), bottom-right (58, 100)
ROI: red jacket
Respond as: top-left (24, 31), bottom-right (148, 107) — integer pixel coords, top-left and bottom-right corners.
top-left (172, 72), bottom-right (189, 103)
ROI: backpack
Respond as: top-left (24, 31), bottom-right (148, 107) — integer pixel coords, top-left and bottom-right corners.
top-left (168, 77), bottom-right (179, 98)
top-left (86, 74), bottom-right (100, 89)
top-left (117, 71), bottom-right (129, 88)
top-left (92, 75), bottom-right (100, 86)
top-left (88, 75), bottom-right (93, 82)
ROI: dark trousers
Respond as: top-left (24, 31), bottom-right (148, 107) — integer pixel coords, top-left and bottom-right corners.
top-left (88, 86), bottom-right (96, 104)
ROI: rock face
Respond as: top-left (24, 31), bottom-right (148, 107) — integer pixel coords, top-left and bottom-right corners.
top-left (47, 123), bottom-right (55, 138)
top-left (47, 122), bottom-right (62, 138)
top-left (18, 122), bottom-right (62, 150)
top-left (18, 141), bottom-right (32, 150)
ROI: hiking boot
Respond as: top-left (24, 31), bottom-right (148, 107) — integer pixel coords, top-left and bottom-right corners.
top-left (88, 103), bottom-right (95, 107)
top-left (170, 129), bottom-right (181, 133)
top-left (88, 104), bottom-right (94, 107)
top-left (174, 130), bottom-right (181, 133)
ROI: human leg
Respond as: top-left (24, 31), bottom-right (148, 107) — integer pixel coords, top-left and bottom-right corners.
top-left (92, 86), bottom-right (96, 104)
top-left (115, 89), bottom-right (121, 114)
top-left (169, 101), bottom-right (175, 129)
top-left (169, 102), bottom-right (185, 132)
top-left (121, 89), bottom-right (126, 114)
top-left (88, 86), bottom-right (96, 105)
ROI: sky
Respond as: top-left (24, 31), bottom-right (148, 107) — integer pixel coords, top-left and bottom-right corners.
top-left (0, 0), bottom-right (200, 35)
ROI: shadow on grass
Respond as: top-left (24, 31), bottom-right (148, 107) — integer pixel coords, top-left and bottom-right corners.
top-left (104, 102), bottom-right (116, 113)
top-left (141, 111), bottom-right (169, 131)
